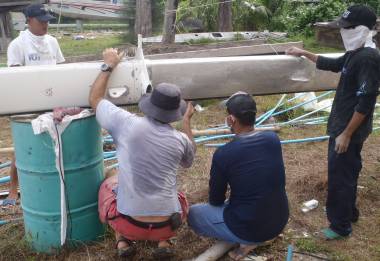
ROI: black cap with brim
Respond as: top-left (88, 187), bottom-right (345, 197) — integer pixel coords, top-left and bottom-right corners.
top-left (35, 14), bottom-right (55, 22)
top-left (327, 18), bottom-right (354, 29)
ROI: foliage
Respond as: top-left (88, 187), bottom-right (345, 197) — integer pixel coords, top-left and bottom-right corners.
top-left (273, 0), bottom-right (347, 36)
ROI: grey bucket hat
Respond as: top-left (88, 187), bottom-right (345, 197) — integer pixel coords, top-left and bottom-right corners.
top-left (138, 83), bottom-right (187, 123)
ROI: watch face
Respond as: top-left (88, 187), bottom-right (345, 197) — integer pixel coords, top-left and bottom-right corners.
top-left (101, 63), bottom-right (110, 72)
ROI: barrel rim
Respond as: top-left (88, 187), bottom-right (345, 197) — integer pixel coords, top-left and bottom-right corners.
top-left (11, 112), bottom-right (95, 123)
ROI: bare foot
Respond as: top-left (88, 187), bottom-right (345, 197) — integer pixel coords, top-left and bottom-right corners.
top-left (228, 244), bottom-right (257, 260)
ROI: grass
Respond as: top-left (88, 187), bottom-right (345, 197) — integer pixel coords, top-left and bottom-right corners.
top-left (270, 34), bottom-right (344, 53)
top-left (57, 34), bottom-right (127, 57)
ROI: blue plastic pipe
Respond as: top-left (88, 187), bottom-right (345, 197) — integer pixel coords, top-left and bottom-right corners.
top-left (104, 156), bottom-right (118, 162)
top-left (0, 176), bottom-right (10, 184)
top-left (204, 136), bottom-right (330, 147)
top-left (286, 245), bottom-right (294, 261)
top-left (272, 91), bottom-right (333, 117)
top-left (0, 162), bottom-right (11, 169)
top-left (280, 104), bottom-right (331, 126)
top-left (0, 217), bottom-right (23, 226)
top-left (195, 134), bottom-right (235, 143)
top-left (256, 94), bottom-right (287, 126)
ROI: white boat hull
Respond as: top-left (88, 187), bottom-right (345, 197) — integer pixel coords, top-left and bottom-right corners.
top-left (143, 32), bottom-right (287, 44)
top-left (0, 42), bottom-right (342, 115)
top-left (47, 0), bottom-right (125, 21)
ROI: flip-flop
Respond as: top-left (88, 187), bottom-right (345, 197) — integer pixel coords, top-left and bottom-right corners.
top-left (321, 228), bottom-right (348, 240)
top-left (0, 199), bottom-right (16, 208)
top-left (115, 237), bottom-right (136, 258)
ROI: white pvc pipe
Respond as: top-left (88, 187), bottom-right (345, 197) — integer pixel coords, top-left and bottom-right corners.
top-left (193, 241), bottom-right (237, 261)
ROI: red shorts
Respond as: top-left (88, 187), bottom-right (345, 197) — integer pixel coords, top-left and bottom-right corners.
top-left (98, 175), bottom-right (189, 241)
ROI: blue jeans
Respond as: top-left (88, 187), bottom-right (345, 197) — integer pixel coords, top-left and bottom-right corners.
top-left (188, 203), bottom-right (257, 245)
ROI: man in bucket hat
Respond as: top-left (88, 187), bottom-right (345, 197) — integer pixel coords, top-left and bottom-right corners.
top-left (89, 48), bottom-right (195, 259)
top-left (286, 5), bottom-right (380, 240)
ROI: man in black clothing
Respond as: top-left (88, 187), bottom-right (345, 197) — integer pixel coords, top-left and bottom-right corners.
top-left (188, 93), bottom-right (289, 260)
top-left (287, 5), bottom-right (380, 239)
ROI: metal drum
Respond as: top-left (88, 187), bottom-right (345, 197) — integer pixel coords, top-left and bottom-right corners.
top-left (11, 114), bottom-right (105, 253)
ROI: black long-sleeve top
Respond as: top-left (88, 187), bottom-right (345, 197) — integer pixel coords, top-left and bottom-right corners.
top-left (316, 47), bottom-right (380, 143)
top-left (209, 131), bottom-right (289, 242)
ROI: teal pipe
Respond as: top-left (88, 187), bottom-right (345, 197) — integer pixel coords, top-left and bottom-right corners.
top-left (0, 176), bottom-right (10, 184)
top-left (0, 161), bottom-right (11, 169)
top-left (256, 94), bottom-right (287, 126)
top-left (272, 91), bottom-right (333, 117)
top-left (104, 156), bottom-right (117, 162)
top-left (195, 134), bottom-right (234, 143)
top-left (0, 218), bottom-right (23, 226)
top-left (204, 136), bottom-right (330, 147)
top-left (286, 245), bottom-right (293, 261)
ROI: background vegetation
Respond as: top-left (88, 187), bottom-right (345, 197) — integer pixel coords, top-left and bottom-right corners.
top-left (147, 0), bottom-right (378, 36)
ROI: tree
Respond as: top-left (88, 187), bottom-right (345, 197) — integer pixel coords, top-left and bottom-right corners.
top-left (218, 0), bottom-right (232, 32)
top-left (162, 0), bottom-right (179, 44)
top-left (135, 0), bottom-right (152, 37)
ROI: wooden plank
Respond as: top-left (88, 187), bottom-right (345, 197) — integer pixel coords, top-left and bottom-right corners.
top-left (146, 42), bottom-right (304, 60)
top-left (315, 21), bottom-right (380, 49)
top-left (0, 148), bottom-right (14, 155)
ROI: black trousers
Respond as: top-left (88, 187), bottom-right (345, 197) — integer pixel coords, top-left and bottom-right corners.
top-left (326, 138), bottom-right (363, 236)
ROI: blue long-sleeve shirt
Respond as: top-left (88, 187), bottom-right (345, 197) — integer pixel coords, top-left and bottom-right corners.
top-left (209, 131), bottom-right (289, 242)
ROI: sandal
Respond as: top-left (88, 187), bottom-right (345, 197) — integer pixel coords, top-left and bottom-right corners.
top-left (152, 247), bottom-right (175, 260)
top-left (115, 237), bottom-right (136, 258)
top-left (228, 244), bottom-right (257, 261)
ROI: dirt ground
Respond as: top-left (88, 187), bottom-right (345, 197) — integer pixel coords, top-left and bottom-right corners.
top-left (0, 97), bottom-right (379, 261)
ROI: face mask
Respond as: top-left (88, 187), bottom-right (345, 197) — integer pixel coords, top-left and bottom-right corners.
top-left (365, 31), bottom-right (377, 49)
top-left (21, 29), bottom-right (49, 54)
top-left (225, 115), bottom-right (235, 132)
top-left (340, 25), bottom-right (370, 51)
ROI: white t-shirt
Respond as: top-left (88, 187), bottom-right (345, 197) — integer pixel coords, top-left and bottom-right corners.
top-left (7, 29), bottom-right (65, 66)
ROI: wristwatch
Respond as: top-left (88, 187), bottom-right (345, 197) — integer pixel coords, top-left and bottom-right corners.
top-left (100, 63), bottom-right (113, 72)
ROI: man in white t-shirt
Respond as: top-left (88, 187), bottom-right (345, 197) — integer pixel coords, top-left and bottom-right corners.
top-left (2, 4), bottom-right (65, 208)
top-left (7, 3), bottom-right (65, 66)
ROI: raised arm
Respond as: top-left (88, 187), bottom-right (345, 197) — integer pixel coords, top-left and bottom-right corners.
top-left (182, 102), bottom-right (197, 152)
top-left (286, 47), bottom-right (318, 63)
top-left (89, 48), bottom-right (124, 110)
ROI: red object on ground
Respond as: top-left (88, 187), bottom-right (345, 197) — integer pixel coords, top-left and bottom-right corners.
top-left (98, 175), bottom-right (189, 241)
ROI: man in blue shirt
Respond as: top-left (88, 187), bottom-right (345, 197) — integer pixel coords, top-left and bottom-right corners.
top-left (188, 93), bottom-right (289, 260)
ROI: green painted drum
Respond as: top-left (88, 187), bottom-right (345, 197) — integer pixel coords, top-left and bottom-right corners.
top-left (11, 114), bottom-right (105, 253)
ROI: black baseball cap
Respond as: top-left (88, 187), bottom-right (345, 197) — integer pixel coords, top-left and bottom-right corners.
top-left (226, 93), bottom-right (257, 118)
top-left (328, 5), bottom-right (377, 29)
top-left (24, 4), bottom-right (55, 22)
